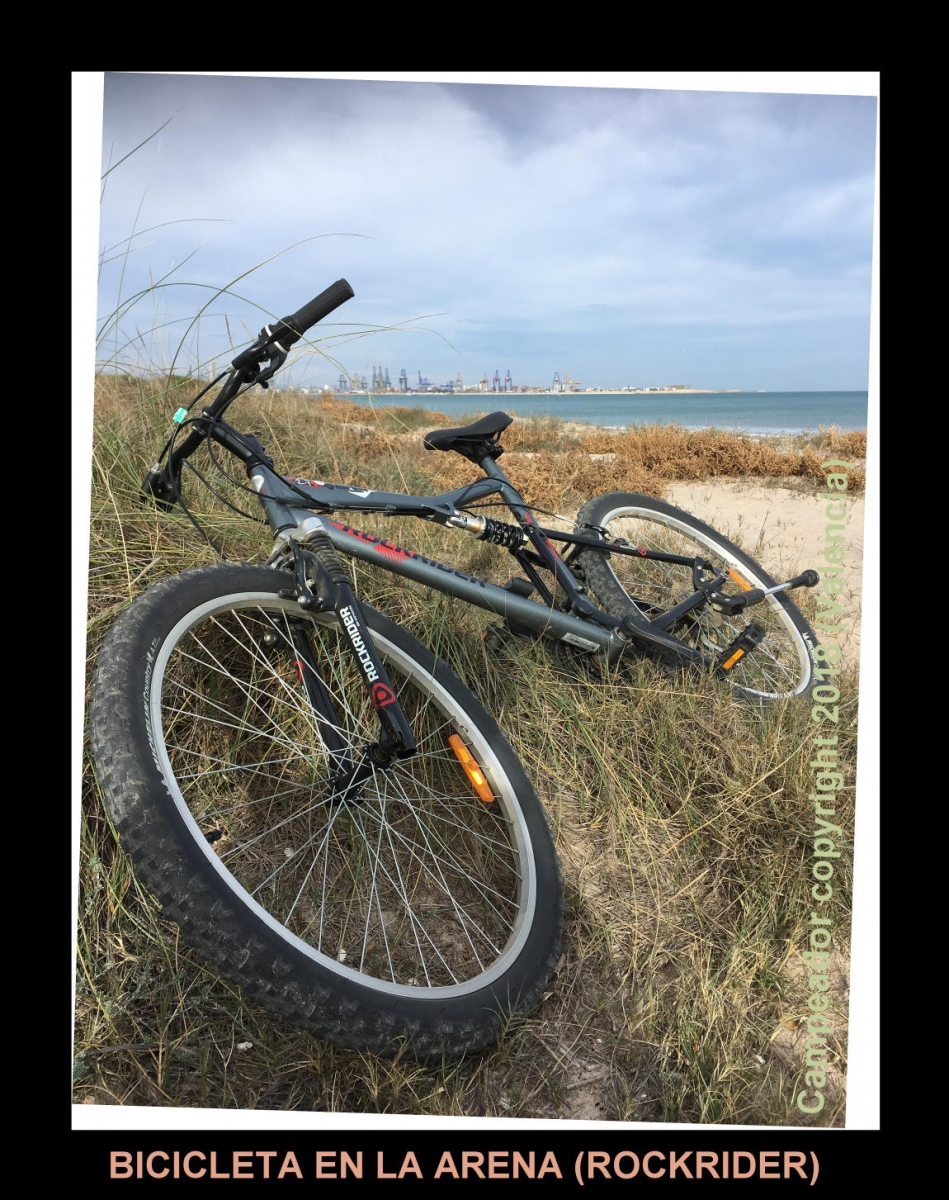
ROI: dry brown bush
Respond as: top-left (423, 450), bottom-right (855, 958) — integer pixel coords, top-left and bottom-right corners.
top-left (426, 419), bottom-right (866, 510)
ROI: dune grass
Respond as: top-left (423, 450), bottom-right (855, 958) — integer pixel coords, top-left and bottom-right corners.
top-left (77, 377), bottom-right (858, 1125)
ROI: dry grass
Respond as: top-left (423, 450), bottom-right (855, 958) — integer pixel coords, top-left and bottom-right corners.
top-left (78, 377), bottom-right (858, 1125)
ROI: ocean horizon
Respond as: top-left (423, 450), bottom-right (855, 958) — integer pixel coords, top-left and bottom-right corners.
top-left (330, 390), bottom-right (868, 435)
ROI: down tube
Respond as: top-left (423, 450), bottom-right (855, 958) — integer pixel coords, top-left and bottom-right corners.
top-left (317, 519), bottom-right (621, 657)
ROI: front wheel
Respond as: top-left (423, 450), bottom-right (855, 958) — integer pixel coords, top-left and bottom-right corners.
top-left (89, 564), bottom-right (562, 1059)
top-left (574, 492), bottom-right (819, 702)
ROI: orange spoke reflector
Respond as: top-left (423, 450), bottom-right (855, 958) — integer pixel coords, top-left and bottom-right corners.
top-left (728, 568), bottom-right (753, 592)
top-left (721, 648), bottom-right (746, 670)
top-left (448, 734), bottom-right (495, 804)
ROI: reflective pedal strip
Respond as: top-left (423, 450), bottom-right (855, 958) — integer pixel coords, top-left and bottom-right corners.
top-left (721, 648), bottom-right (746, 670)
top-left (728, 568), bottom-right (753, 591)
top-left (447, 734), bottom-right (495, 804)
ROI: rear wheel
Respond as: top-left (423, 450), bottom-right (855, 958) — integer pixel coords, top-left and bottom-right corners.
top-left (575, 492), bottom-right (818, 702)
top-left (89, 564), bottom-right (562, 1058)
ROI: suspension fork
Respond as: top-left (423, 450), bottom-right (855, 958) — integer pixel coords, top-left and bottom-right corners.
top-left (283, 618), bottom-right (351, 767)
top-left (277, 525), bottom-right (417, 803)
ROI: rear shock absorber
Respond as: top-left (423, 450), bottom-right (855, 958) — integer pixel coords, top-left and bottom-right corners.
top-left (477, 518), bottom-right (525, 550)
top-left (445, 512), bottom-right (526, 550)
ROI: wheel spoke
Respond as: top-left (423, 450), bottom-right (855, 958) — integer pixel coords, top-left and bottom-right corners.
top-left (579, 499), bottom-right (813, 700)
top-left (150, 591), bottom-right (534, 992)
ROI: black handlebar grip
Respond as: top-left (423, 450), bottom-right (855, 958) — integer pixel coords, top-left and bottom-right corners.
top-left (270, 278), bottom-right (355, 349)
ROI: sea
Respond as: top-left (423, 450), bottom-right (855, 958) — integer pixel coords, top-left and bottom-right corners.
top-left (336, 390), bottom-right (868, 435)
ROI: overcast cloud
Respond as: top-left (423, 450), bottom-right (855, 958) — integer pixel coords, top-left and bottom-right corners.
top-left (94, 74), bottom-right (878, 391)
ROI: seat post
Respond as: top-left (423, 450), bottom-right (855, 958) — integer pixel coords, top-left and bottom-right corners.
top-left (478, 455), bottom-right (516, 487)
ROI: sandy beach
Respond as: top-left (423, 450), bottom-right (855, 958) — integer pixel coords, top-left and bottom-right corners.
top-left (664, 479), bottom-right (865, 664)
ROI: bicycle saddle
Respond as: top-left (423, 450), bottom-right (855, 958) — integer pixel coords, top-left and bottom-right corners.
top-left (424, 412), bottom-right (513, 460)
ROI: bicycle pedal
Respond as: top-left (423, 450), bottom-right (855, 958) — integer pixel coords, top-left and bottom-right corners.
top-left (716, 621), bottom-right (766, 672)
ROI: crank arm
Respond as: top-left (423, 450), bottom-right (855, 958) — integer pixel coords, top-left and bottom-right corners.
top-left (616, 609), bottom-right (714, 668)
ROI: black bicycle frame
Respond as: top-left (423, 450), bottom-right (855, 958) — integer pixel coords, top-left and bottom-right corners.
top-left (231, 440), bottom-right (714, 670)
top-left (154, 365), bottom-right (722, 667)
top-left (142, 339), bottom-right (768, 809)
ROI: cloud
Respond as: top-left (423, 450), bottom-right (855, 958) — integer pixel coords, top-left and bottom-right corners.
top-left (95, 75), bottom-right (877, 389)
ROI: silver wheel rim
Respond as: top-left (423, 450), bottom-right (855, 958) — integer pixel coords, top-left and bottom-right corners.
top-left (148, 592), bottom-right (536, 998)
top-left (597, 505), bottom-right (813, 699)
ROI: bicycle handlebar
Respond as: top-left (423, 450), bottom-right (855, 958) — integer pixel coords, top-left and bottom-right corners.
top-left (143, 280), bottom-right (356, 508)
top-left (274, 278), bottom-right (355, 348)
top-left (232, 278), bottom-right (355, 369)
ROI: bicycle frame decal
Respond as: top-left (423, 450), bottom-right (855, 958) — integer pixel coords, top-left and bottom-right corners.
top-left (327, 521), bottom-right (485, 587)
top-left (339, 604), bottom-right (381, 683)
top-left (370, 682), bottom-right (397, 708)
top-left (286, 476), bottom-right (326, 488)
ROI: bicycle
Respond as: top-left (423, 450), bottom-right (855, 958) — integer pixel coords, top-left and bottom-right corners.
top-left (88, 279), bottom-right (822, 1060)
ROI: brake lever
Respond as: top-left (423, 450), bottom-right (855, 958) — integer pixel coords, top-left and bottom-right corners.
top-left (252, 349), bottom-right (288, 388)
top-left (230, 345), bottom-right (288, 388)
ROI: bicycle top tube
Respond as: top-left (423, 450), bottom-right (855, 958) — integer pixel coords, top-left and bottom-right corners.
top-left (270, 472), bottom-right (508, 526)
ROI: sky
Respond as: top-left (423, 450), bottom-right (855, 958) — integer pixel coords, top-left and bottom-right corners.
top-left (89, 72), bottom-right (878, 393)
